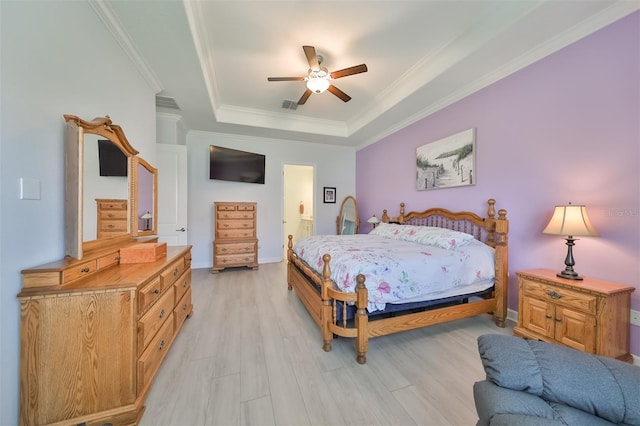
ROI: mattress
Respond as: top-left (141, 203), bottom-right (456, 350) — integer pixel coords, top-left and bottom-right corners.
top-left (292, 228), bottom-right (495, 312)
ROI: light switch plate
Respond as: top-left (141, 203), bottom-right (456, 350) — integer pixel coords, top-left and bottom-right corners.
top-left (20, 178), bottom-right (41, 200)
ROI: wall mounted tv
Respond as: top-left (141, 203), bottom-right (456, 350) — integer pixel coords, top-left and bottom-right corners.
top-left (209, 145), bottom-right (265, 184)
top-left (98, 139), bottom-right (128, 177)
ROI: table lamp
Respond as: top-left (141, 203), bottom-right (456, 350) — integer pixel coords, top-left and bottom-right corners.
top-left (367, 214), bottom-right (381, 229)
top-left (140, 211), bottom-right (153, 231)
top-left (542, 203), bottom-right (598, 280)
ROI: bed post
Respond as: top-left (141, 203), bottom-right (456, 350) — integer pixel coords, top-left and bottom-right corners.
top-left (493, 208), bottom-right (509, 327)
top-left (320, 254), bottom-right (334, 352)
top-left (287, 235), bottom-right (294, 290)
top-left (486, 199), bottom-right (496, 247)
top-left (354, 274), bottom-right (368, 364)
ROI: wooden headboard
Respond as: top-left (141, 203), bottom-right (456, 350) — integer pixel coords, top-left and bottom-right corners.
top-left (380, 198), bottom-right (508, 248)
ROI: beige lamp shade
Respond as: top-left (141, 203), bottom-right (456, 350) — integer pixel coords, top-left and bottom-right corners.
top-left (367, 215), bottom-right (380, 225)
top-left (542, 204), bottom-right (598, 237)
top-left (140, 211), bottom-right (153, 220)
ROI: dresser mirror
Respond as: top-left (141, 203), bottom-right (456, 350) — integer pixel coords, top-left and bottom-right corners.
top-left (131, 156), bottom-right (158, 237)
top-left (336, 195), bottom-right (359, 235)
top-left (64, 115), bottom-right (138, 259)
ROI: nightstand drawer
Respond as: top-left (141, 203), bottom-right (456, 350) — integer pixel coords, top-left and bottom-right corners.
top-left (522, 279), bottom-right (597, 314)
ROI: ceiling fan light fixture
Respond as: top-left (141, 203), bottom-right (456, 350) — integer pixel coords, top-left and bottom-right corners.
top-left (306, 67), bottom-right (330, 94)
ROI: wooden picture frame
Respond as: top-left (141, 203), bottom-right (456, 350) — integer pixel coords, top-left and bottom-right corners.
top-left (323, 187), bottom-right (336, 203)
top-left (416, 128), bottom-right (476, 190)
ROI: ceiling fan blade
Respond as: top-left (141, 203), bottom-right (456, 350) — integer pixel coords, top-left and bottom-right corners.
top-left (327, 85), bottom-right (351, 102)
top-left (267, 76), bottom-right (305, 82)
top-left (298, 89), bottom-right (312, 105)
top-left (303, 45), bottom-right (319, 70)
top-left (330, 64), bottom-right (368, 79)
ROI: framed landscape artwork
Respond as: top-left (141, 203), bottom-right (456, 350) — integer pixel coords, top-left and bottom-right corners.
top-left (416, 128), bottom-right (476, 191)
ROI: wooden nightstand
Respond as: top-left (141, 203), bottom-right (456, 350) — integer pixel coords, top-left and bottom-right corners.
top-left (514, 269), bottom-right (635, 362)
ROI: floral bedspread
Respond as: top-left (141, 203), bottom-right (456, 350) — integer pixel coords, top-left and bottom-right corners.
top-left (293, 233), bottom-right (495, 312)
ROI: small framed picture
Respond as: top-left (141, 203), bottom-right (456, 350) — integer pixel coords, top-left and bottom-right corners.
top-left (323, 187), bottom-right (336, 203)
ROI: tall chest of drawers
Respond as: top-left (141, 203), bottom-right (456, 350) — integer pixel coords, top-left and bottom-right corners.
top-left (213, 201), bottom-right (258, 272)
top-left (96, 198), bottom-right (128, 239)
top-left (19, 244), bottom-right (193, 425)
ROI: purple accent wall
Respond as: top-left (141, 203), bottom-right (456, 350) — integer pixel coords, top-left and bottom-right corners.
top-left (356, 12), bottom-right (640, 355)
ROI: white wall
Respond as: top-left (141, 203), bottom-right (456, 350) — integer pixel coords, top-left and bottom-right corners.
top-left (187, 132), bottom-right (355, 269)
top-left (0, 2), bottom-right (157, 423)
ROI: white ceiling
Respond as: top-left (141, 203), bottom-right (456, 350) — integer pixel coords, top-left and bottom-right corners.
top-left (95, 0), bottom-right (638, 149)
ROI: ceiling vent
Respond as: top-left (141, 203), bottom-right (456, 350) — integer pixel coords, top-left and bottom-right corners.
top-left (281, 100), bottom-right (298, 110)
top-left (156, 95), bottom-right (181, 110)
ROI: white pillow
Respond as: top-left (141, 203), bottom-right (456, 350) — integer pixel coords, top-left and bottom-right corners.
top-left (370, 222), bottom-right (475, 249)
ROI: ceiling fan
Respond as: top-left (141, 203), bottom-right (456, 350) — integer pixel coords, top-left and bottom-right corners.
top-left (267, 45), bottom-right (368, 105)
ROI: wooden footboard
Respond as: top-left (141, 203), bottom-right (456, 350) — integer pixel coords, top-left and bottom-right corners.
top-left (287, 198), bottom-right (509, 364)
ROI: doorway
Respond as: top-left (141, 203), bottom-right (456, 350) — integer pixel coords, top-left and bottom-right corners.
top-left (283, 164), bottom-right (314, 260)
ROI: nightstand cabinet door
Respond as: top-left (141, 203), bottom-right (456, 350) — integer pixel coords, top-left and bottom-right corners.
top-left (555, 306), bottom-right (596, 353)
top-left (514, 269), bottom-right (634, 362)
top-left (521, 296), bottom-right (554, 338)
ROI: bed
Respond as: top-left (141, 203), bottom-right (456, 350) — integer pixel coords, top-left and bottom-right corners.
top-left (286, 198), bottom-right (509, 364)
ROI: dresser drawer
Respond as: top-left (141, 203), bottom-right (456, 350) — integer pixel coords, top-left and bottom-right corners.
top-left (215, 241), bottom-right (256, 255)
top-left (216, 219), bottom-right (255, 230)
top-left (97, 251), bottom-right (121, 269)
top-left (217, 210), bottom-right (255, 220)
top-left (216, 227), bottom-right (256, 239)
top-left (99, 219), bottom-right (128, 233)
top-left (138, 276), bottom-right (162, 313)
top-left (161, 259), bottom-right (185, 290)
top-left (522, 279), bottom-right (597, 314)
top-left (138, 289), bottom-right (175, 354)
top-left (138, 313), bottom-right (174, 391)
top-left (174, 269), bottom-right (191, 303)
top-left (62, 259), bottom-right (97, 283)
top-left (216, 204), bottom-right (237, 211)
top-left (98, 200), bottom-right (127, 210)
top-left (99, 209), bottom-right (128, 220)
top-left (174, 287), bottom-right (192, 331)
top-left (215, 253), bottom-right (257, 268)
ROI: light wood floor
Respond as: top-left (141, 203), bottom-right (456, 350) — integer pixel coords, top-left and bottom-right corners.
top-left (140, 262), bottom-right (514, 426)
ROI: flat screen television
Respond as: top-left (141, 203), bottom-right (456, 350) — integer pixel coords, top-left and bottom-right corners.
top-left (98, 139), bottom-right (128, 177)
top-left (209, 145), bottom-right (265, 184)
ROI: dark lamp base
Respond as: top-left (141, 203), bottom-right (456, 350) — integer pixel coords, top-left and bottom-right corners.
top-left (557, 270), bottom-right (584, 281)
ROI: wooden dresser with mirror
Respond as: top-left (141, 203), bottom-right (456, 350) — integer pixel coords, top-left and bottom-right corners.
top-left (18, 115), bottom-right (192, 426)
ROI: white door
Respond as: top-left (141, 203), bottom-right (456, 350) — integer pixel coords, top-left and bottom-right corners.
top-left (283, 164), bottom-right (314, 259)
top-left (157, 144), bottom-right (188, 245)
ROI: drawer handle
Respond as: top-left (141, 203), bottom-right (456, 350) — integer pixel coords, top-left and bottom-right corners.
top-left (221, 248), bottom-right (227, 252)
top-left (108, 224), bottom-right (115, 229)
top-left (153, 289), bottom-right (160, 295)
top-left (159, 339), bottom-right (166, 350)
top-left (159, 309), bottom-right (165, 319)
top-left (545, 314), bottom-right (552, 319)
top-left (223, 224), bottom-right (229, 227)
top-left (546, 290), bottom-right (562, 299)
top-left (555, 317), bottom-right (562, 322)
top-left (243, 223), bottom-right (249, 227)
top-left (174, 268), bottom-right (179, 276)
top-left (183, 280), bottom-right (188, 287)
top-left (108, 213), bottom-right (114, 218)
top-left (81, 267), bottom-right (90, 273)
top-left (183, 303), bottom-right (188, 310)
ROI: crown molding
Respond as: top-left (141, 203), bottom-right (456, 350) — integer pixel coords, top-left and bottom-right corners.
top-left (88, 0), bottom-right (163, 93)
top-left (356, 1), bottom-right (640, 151)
